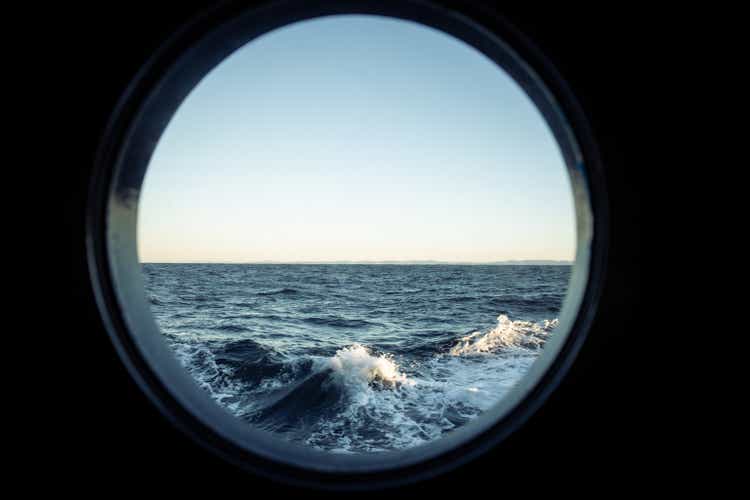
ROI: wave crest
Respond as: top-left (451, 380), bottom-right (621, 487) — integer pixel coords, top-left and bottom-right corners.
top-left (449, 314), bottom-right (558, 356)
top-left (327, 344), bottom-right (413, 388)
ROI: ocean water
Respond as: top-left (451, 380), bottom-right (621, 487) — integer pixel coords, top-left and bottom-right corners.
top-left (143, 264), bottom-right (570, 453)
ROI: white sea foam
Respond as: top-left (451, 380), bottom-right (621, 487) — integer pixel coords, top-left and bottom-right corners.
top-left (448, 314), bottom-right (558, 356)
top-left (168, 341), bottom-right (245, 413)
top-left (327, 344), bottom-right (413, 388)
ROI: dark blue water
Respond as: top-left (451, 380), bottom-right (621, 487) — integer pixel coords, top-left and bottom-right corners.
top-left (143, 264), bottom-right (569, 452)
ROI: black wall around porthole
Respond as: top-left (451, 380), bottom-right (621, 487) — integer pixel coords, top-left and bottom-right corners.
top-left (56, 0), bottom-right (644, 495)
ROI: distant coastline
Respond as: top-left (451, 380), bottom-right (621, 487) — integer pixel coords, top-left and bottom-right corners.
top-left (142, 260), bottom-right (573, 266)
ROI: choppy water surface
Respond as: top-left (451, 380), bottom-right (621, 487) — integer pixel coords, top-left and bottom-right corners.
top-left (144, 264), bottom-right (569, 452)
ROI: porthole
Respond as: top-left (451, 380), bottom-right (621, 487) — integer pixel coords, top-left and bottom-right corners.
top-left (88, 0), bottom-right (607, 490)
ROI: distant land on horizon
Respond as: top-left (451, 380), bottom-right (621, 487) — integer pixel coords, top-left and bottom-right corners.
top-left (142, 260), bottom-right (573, 265)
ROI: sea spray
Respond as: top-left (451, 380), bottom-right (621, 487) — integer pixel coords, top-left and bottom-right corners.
top-left (449, 315), bottom-right (559, 356)
top-left (327, 344), bottom-right (414, 388)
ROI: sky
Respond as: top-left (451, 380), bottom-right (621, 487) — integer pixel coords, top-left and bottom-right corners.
top-left (137, 15), bottom-right (575, 263)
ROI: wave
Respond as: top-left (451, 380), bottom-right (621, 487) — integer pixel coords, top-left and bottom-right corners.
top-left (490, 294), bottom-right (565, 309)
top-left (257, 288), bottom-right (299, 296)
top-left (195, 302), bottom-right (225, 310)
top-left (303, 317), bottom-right (377, 328)
top-left (212, 324), bottom-right (251, 333)
top-left (327, 344), bottom-right (413, 388)
top-left (162, 314), bottom-right (559, 452)
top-left (246, 345), bottom-right (414, 439)
top-left (384, 288), bottom-right (423, 294)
top-left (167, 339), bottom-right (246, 411)
top-left (251, 369), bottom-right (344, 434)
top-left (446, 296), bottom-right (477, 303)
top-left (448, 314), bottom-right (558, 356)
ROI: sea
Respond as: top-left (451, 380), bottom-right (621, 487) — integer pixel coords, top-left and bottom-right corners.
top-left (143, 263), bottom-right (569, 453)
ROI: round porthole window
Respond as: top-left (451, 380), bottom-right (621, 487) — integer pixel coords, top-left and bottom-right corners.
top-left (88, 0), bottom-right (607, 490)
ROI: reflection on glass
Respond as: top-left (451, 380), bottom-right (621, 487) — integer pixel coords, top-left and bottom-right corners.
top-left (138, 15), bottom-right (575, 453)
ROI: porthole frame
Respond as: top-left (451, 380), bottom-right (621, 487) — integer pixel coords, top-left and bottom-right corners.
top-left (87, 0), bottom-right (608, 490)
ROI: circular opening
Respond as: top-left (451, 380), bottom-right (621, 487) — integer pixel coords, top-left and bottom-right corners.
top-left (139, 13), bottom-right (576, 452)
top-left (88, 0), bottom-right (606, 490)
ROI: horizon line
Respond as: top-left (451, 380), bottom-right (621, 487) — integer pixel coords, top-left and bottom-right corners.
top-left (140, 259), bottom-right (574, 265)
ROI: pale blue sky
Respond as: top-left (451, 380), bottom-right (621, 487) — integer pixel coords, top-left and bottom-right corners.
top-left (138, 15), bottom-right (575, 263)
